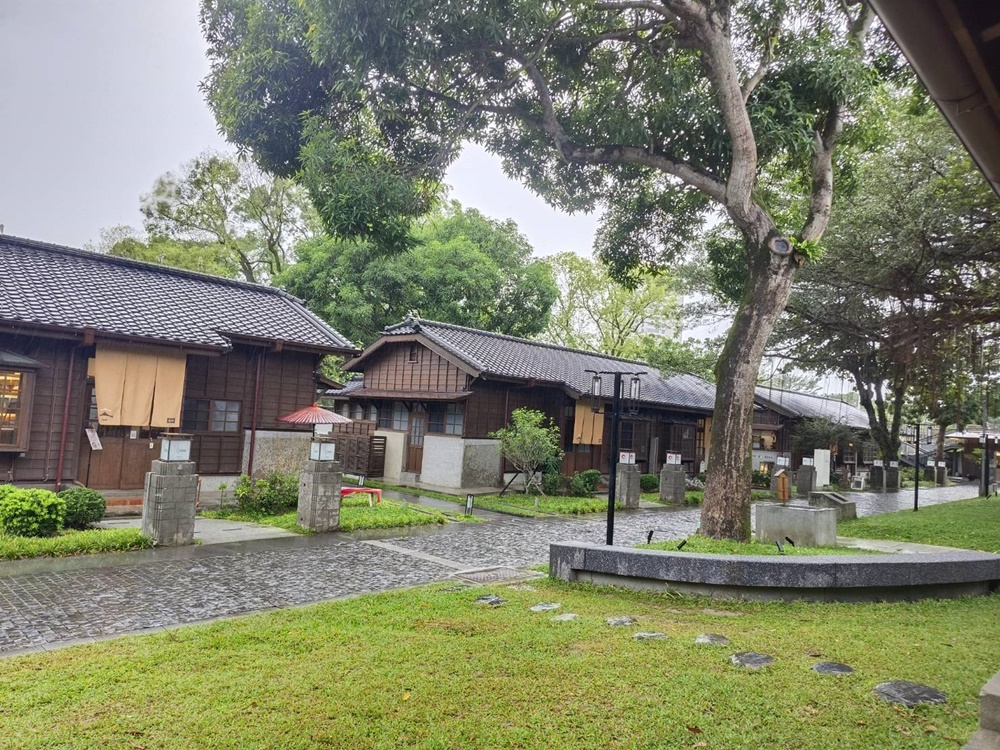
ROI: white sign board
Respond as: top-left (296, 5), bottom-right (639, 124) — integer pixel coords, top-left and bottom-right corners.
top-left (775, 456), bottom-right (789, 467)
top-left (619, 451), bottom-right (636, 465)
top-left (84, 428), bottom-right (103, 451)
top-left (813, 449), bottom-right (831, 488)
top-left (873, 459), bottom-right (884, 467)
top-left (889, 460), bottom-right (899, 468)
top-left (802, 457), bottom-right (814, 466)
top-left (310, 442), bottom-right (336, 462)
top-left (665, 452), bottom-right (682, 465)
top-left (938, 461), bottom-right (947, 468)
top-left (160, 439), bottom-right (191, 462)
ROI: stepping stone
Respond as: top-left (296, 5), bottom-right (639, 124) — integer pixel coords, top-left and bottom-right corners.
top-left (695, 633), bottom-right (731, 646)
top-left (551, 613), bottom-right (579, 622)
top-left (872, 681), bottom-right (947, 707)
top-left (813, 661), bottom-right (854, 675)
top-left (606, 616), bottom-right (639, 627)
top-left (474, 595), bottom-right (506, 607)
top-left (702, 608), bottom-right (743, 617)
top-left (730, 652), bottom-right (775, 670)
top-left (529, 602), bottom-right (561, 613)
top-left (507, 584), bottom-right (537, 592)
top-left (633, 632), bottom-right (667, 641)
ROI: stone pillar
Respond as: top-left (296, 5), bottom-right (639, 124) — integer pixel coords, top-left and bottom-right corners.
top-left (616, 464), bottom-right (641, 509)
top-left (297, 460), bottom-right (343, 532)
top-left (141, 460), bottom-right (198, 546)
top-left (658, 465), bottom-right (686, 505)
top-left (884, 466), bottom-right (900, 490)
top-left (795, 466), bottom-right (816, 497)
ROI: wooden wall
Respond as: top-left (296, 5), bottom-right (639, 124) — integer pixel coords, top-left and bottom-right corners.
top-left (1, 334), bottom-right (88, 486)
top-left (363, 342), bottom-right (468, 393)
top-left (184, 345), bottom-right (319, 475)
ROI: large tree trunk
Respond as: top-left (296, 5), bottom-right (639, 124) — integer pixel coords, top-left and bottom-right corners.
top-left (701, 237), bottom-right (798, 540)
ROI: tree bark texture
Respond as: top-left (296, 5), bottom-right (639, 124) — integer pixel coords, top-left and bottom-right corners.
top-left (700, 239), bottom-right (798, 540)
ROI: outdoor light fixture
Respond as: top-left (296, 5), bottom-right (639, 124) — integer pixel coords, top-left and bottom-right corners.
top-left (629, 375), bottom-right (641, 401)
top-left (785, 536), bottom-right (796, 547)
top-left (309, 437), bottom-right (336, 462)
top-left (677, 539), bottom-right (687, 550)
top-left (159, 433), bottom-right (192, 462)
top-left (590, 372), bottom-right (602, 397)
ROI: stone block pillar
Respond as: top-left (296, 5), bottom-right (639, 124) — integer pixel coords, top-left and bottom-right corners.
top-left (659, 465), bottom-right (686, 505)
top-left (795, 466), bottom-right (816, 497)
top-left (141, 460), bottom-right (198, 546)
top-left (616, 464), bottom-right (641, 509)
top-left (297, 460), bottom-right (343, 532)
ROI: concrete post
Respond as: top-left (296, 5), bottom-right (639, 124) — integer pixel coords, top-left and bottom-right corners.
top-left (884, 466), bottom-right (901, 491)
top-left (141, 460), bottom-right (198, 546)
top-left (658, 465), bottom-right (686, 505)
top-left (297, 460), bottom-right (343, 532)
top-left (795, 466), bottom-right (816, 497)
top-left (616, 464), bottom-right (641, 509)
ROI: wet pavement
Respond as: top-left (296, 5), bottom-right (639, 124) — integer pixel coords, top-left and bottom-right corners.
top-left (0, 481), bottom-right (980, 656)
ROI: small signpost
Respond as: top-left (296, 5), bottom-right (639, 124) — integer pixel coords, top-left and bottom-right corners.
top-left (465, 494), bottom-right (475, 516)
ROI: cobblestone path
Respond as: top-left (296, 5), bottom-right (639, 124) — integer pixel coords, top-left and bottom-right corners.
top-left (0, 481), bottom-right (979, 655)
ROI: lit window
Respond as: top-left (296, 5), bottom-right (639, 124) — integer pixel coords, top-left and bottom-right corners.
top-left (0, 370), bottom-right (30, 451)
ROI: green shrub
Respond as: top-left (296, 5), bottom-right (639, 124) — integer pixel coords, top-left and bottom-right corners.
top-left (569, 469), bottom-right (602, 497)
top-left (541, 472), bottom-right (567, 496)
top-left (640, 473), bottom-right (659, 492)
top-left (750, 469), bottom-right (771, 487)
top-left (58, 488), bottom-right (106, 529)
top-left (0, 486), bottom-right (66, 537)
top-left (235, 472), bottom-right (299, 514)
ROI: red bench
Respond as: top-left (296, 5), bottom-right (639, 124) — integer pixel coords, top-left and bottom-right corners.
top-left (340, 487), bottom-right (382, 506)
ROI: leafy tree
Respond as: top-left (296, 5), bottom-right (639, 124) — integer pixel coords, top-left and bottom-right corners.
top-left (88, 225), bottom-right (238, 278)
top-left (790, 418), bottom-right (857, 454)
top-left (142, 151), bottom-right (321, 283)
top-left (543, 252), bottom-right (680, 359)
top-left (773, 103), bottom-right (1000, 464)
top-left (639, 335), bottom-right (719, 382)
top-left (279, 202), bottom-right (557, 345)
top-left (201, 0), bottom-right (887, 540)
top-left (490, 408), bottom-right (564, 495)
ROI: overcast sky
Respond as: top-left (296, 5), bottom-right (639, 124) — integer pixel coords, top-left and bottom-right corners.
top-left (0, 0), bottom-right (599, 256)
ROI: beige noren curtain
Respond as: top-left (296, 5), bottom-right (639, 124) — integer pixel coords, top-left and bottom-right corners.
top-left (93, 345), bottom-right (187, 427)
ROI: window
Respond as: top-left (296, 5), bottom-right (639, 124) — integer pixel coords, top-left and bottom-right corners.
top-left (351, 403), bottom-right (364, 421)
top-left (367, 404), bottom-right (378, 422)
top-left (378, 403), bottom-right (392, 429)
top-left (407, 344), bottom-right (419, 363)
top-left (392, 402), bottom-right (409, 431)
top-left (429, 403), bottom-right (463, 435)
top-left (620, 422), bottom-right (634, 450)
top-left (0, 370), bottom-right (30, 451)
top-left (182, 399), bottom-right (241, 432)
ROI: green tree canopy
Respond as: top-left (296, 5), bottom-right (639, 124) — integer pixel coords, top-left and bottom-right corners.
top-left (142, 150), bottom-right (321, 283)
top-left (201, 0), bottom-right (889, 540)
top-left (543, 252), bottom-right (681, 359)
top-left (279, 201), bottom-right (557, 346)
top-left (86, 225), bottom-right (239, 278)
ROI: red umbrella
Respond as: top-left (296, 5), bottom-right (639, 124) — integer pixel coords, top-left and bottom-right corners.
top-left (276, 403), bottom-right (353, 424)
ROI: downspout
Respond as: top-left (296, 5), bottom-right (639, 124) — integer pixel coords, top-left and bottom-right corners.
top-left (54, 346), bottom-right (77, 491)
top-left (247, 348), bottom-right (264, 478)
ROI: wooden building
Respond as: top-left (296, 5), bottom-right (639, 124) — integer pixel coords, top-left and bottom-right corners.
top-left (330, 317), bottom-right (718, 489)
top-left (0, 236), bottom-right (357, 491)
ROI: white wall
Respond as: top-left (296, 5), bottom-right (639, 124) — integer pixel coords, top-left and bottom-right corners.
top-left (420, 434), bottom-right (464, 488)
top-left (376, 430), bottom-right (406, 481)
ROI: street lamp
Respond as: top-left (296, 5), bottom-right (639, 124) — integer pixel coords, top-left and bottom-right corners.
top-left (587, 368), bottom-right (646, 545)
top-left (907, 421), bottom-right (931, 511)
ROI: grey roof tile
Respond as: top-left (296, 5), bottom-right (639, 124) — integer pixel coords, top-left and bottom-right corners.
top-left (382, 317), bottom-right (717, 412)
top-left (0, 236), bottom-right (356, 353)
top-left (754, 386), bottom-right (870, 430)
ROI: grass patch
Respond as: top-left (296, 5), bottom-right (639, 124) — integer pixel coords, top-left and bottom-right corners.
top-left (0, 580), bottom-right (995, 749)
top-left (839, 496), bottom-right (1000, 553)
top-left (202, 494), bottom-right (448, 534)
top-left (641, 489), bottom-right (774, 506)
top-left (641, 535), bottom-right (877, 556)
top-left (472, 493), bottom-right (619, 517)
top-left (0, 528), bottom-right (150, 561)
top-left (363, 479), bottom-right (461, 503)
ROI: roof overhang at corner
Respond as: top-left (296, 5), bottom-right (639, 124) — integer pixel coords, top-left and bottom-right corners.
top-left (343, 333), bottom-right (483, 377)
top-left (869, 0), bottom-right (1000, 197)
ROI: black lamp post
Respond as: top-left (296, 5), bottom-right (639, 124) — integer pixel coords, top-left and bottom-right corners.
top-left (587, 369), bottom-right (645, 545)
top-left (908, 422), bottom-right (930, 511)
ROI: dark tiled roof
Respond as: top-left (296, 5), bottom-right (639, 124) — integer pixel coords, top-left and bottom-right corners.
top-left (376, 317), bottom-right (717, 412)
top-left (754, 386), bottom-right (871, 430)
top-left (0, 236), bottom-right (356, 353)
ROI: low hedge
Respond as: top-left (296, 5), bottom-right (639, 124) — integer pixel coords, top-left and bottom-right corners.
top-left (0, 486), bottom-right (66, 537)
top-left (58, 487), bottom-right (107, 529)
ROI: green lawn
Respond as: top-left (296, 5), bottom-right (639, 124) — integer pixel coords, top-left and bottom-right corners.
top-left (839, 496), bottom-right (1000, 553)
top-left (0, 580), bottom-right (995, 749)
top-left (0, 528), bottom-right (150, 561)
top-left (641, 535), bottom-right (876, 556)
top-left (202, 494), bottom-right (449, 534)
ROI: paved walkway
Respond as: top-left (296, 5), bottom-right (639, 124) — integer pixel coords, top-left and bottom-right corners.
top-left (0, 481), bottom-right (979, 657)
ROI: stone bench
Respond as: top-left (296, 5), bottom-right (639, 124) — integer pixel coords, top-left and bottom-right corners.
top-left (808, 491), bottom-right (857, 521)
top-left (965, 671), bottom-right (1000, 749)
top-left (756, 503), bottom-right (837, 547)
top-left (549, 541), bottom-right (1000, 602)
